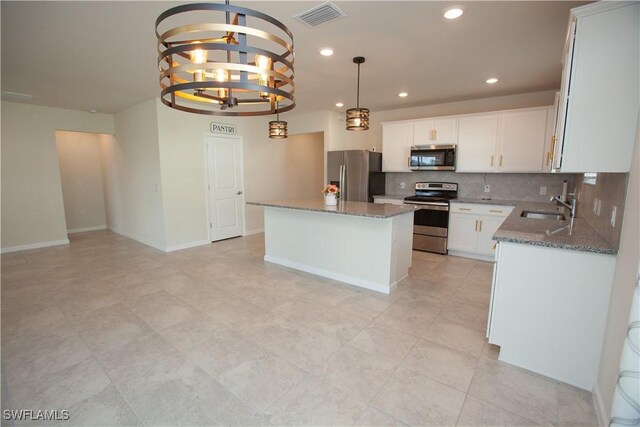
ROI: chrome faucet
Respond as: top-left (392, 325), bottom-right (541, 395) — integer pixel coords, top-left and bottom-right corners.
top-left (550, 194), bottom-right (577, 218)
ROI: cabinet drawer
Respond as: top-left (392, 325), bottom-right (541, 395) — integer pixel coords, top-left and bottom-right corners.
top-left (450, 203), bottom-right (514, 217)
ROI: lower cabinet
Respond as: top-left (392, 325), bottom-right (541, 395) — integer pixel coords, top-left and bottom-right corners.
top-left (447, 203), bottom-right (514, 259)
top-left (488, 241), bottom-right (616, 390)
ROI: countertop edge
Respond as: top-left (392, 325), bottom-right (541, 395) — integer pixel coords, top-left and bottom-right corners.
top-left (247, 201), bottom-right (416, 219)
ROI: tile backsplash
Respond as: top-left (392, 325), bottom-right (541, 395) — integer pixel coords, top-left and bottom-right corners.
top-left (386, 172), bottom-right (577, 202)
top-left (575, 172), bottom-right (629, 249)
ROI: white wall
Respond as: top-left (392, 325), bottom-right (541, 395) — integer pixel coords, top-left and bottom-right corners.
top-left (104, 99), bottom-right (166, 250)
top-left (285, 132), bottom-right (324, 199)
top-left (1, 101), bottom-right (114, 252)
top-left (595, 118), bottom-right (640, 423)
top-left (55, 131), bottom-right (107, 232)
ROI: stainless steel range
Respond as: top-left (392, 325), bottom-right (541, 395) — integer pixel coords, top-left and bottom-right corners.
top-left (404, 182), bottom-right (458, 254)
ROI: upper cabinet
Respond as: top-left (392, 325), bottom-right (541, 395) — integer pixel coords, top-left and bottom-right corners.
top-left (497, 109), bottom-right (549, 172)
top-left (413, 118), bottom-right (458, 146)
top-left (552, 2), bottom-right (639, 173)
top-left (382, 106), bottom-right (553, 173)
top-left (381, 121), bottom-right (413, 172)
top-left (457, 115), bottom-right (499, 172)
top-left (457, 107), bottom-right (552, 173)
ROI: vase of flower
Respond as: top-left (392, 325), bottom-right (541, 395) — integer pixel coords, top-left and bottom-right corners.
top-left (322, 184), bottom-right (340, 206)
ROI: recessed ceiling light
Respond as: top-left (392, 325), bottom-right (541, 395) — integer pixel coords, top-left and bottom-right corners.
top-left (320, 48), bottom-right (334, 56)
top-left (486, 77), bottom-right (499, 84)
top-left (89, 109), bottom-right (98, 114)
top-left (398, 92), bottom-right (408, 98)
top-left (335, 102), bottom-right (344, 107)
top-left (444, 7), bottom-right (464, 20)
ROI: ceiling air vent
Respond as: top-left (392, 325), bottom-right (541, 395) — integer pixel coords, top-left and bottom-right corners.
top-left (294, 2), bottom-right (346, 27)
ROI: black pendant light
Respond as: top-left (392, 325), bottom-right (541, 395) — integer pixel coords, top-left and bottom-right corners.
top-left (346, 56), bottom-right (369, 131)
top-left (269, 101), bottom-right (288, 139)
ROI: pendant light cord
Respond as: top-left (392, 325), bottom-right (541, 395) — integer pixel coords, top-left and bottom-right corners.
top-left (356, 62), bottom-right (361, 109)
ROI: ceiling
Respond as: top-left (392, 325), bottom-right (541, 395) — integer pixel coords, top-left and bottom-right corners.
top-left (1, 1), bottom-right (588, 116)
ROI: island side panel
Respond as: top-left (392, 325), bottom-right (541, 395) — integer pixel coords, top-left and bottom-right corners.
top-left (263, 207), bottom-right (411, 293)
top-left (390, 212), bottom-right (413, 284)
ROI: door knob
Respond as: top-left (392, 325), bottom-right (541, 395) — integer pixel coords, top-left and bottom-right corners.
top-left (236, 191), bottom-right (243, 195)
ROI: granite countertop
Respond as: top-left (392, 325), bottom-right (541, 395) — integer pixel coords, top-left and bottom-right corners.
top-left (494, 201), bottom-right (617, 255)
top-left (247, 199), bottom-right (417, 219)
top-left (453, 198), bottom-right (520, 206)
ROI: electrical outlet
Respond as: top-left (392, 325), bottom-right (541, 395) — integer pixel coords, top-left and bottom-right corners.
top-left (539, 186), bottom-right (547, 196)
top-left (400, 182), bottom-right (406, 189)
top-left (611, 206), bottom-right (617, 227)
top-left (484, 185), bottom-right (491, 193)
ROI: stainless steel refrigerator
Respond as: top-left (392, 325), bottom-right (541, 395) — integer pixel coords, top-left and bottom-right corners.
top-left (327, 150), bottom-right (385, 202)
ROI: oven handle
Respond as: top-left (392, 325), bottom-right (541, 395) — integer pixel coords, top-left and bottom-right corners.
top-left (404, 202), bottom-right (449, 212)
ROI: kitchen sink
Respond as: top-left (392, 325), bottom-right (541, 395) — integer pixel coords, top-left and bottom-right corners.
top-left (520, 210), bottom-right (566, 221)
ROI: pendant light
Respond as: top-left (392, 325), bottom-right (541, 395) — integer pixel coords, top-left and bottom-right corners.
top-left (346, 56), bottom-right (369, 131)
top-left (269, 101), bottom-right (288, 139)
top-left (156, 2), bottom-right (295, 116)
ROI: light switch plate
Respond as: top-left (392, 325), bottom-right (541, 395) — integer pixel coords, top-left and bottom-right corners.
top-left (484, 185), bottom-right (491, 193)
top-left (539, 186), bottom-right (547, 195)
top-left (400, 182), bottom-right (406, 189)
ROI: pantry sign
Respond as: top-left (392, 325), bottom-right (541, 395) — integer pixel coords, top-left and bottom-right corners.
top-left (210, 122), bottom-right (237, 135)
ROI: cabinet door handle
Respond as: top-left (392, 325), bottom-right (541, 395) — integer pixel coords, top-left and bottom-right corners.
top-left (430, 129), bottom-right (436, 141)
top-left (499, 155), bottom-right (503, 167)
top-left (489, 209), bottom-right (503, 213)
top-left (475, 220), bottom-right (478, 232)
top-left (479, 220), bottom-right (483, 232)
top-left (407, 156), bottom-right (411, 167)
top-left (493, 242), bottom-right (497, 250)
top-left (490, 155), bottom-right (494, 167)
top-left (459, 208), bottom-right (472, 211)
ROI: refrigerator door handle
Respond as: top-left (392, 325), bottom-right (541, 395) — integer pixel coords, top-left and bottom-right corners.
top-left (340, 164), bottom-right (345, 200)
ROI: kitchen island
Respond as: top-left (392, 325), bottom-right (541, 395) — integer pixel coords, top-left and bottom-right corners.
top-left (247, 199), bottom-right (416, 294)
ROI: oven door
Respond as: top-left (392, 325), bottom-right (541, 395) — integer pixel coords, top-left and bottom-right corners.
top-left (406, 202), bottom-right (450, 254)
top-left (412, 203), bottom-right (449, 237)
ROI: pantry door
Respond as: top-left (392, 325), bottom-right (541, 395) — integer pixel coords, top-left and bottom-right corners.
top-left (206, 135), bottom-right (244, 241)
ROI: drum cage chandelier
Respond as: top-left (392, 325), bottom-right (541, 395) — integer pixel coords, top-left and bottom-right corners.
top-left (156, 2), bottom-right (295, 116)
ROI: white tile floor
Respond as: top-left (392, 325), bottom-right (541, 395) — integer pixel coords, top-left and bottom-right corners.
top-left (1, 231), bottom-right (598, 426)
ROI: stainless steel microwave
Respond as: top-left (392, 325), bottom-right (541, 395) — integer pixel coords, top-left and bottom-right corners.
top-left (409, 145), bottom-right (456, 171)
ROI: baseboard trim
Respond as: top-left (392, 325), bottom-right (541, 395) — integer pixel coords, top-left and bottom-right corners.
top-left (264, 254), bottom-right (395, 294)
top-left (67, 225), bottom-right (107, 234)
top-left (448, 249), bottom-right (495, 262)
top-left (165, 240), bottom-right (210, 252)
top-left (107, 226), bottom-right (166, 252)
top-left (244, 228), bottom-right (264, 236)
top-left (593, 382), bottom-right (608, 427)
top-left (1, 239), bottom-right (70, 254)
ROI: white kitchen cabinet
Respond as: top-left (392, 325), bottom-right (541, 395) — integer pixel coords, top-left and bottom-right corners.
top-left (497, 109), bottom-right (549, 172)
top-left (552, 2), bottom-right (639, 172)
top-left (457, 108), bottom-right (551, 173)
top-left (381, 122), bottom-right (413, 172)
top-left (488, 241), bottom-right (616, 390)
top-left (413, 118), bottom-right (458, 146)
top-left (456, 115), bottom-right (499, 172)
top-left (542, 95), bottom-right (559, 173)
top-left (447, 203), bottom-right (514, 260)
